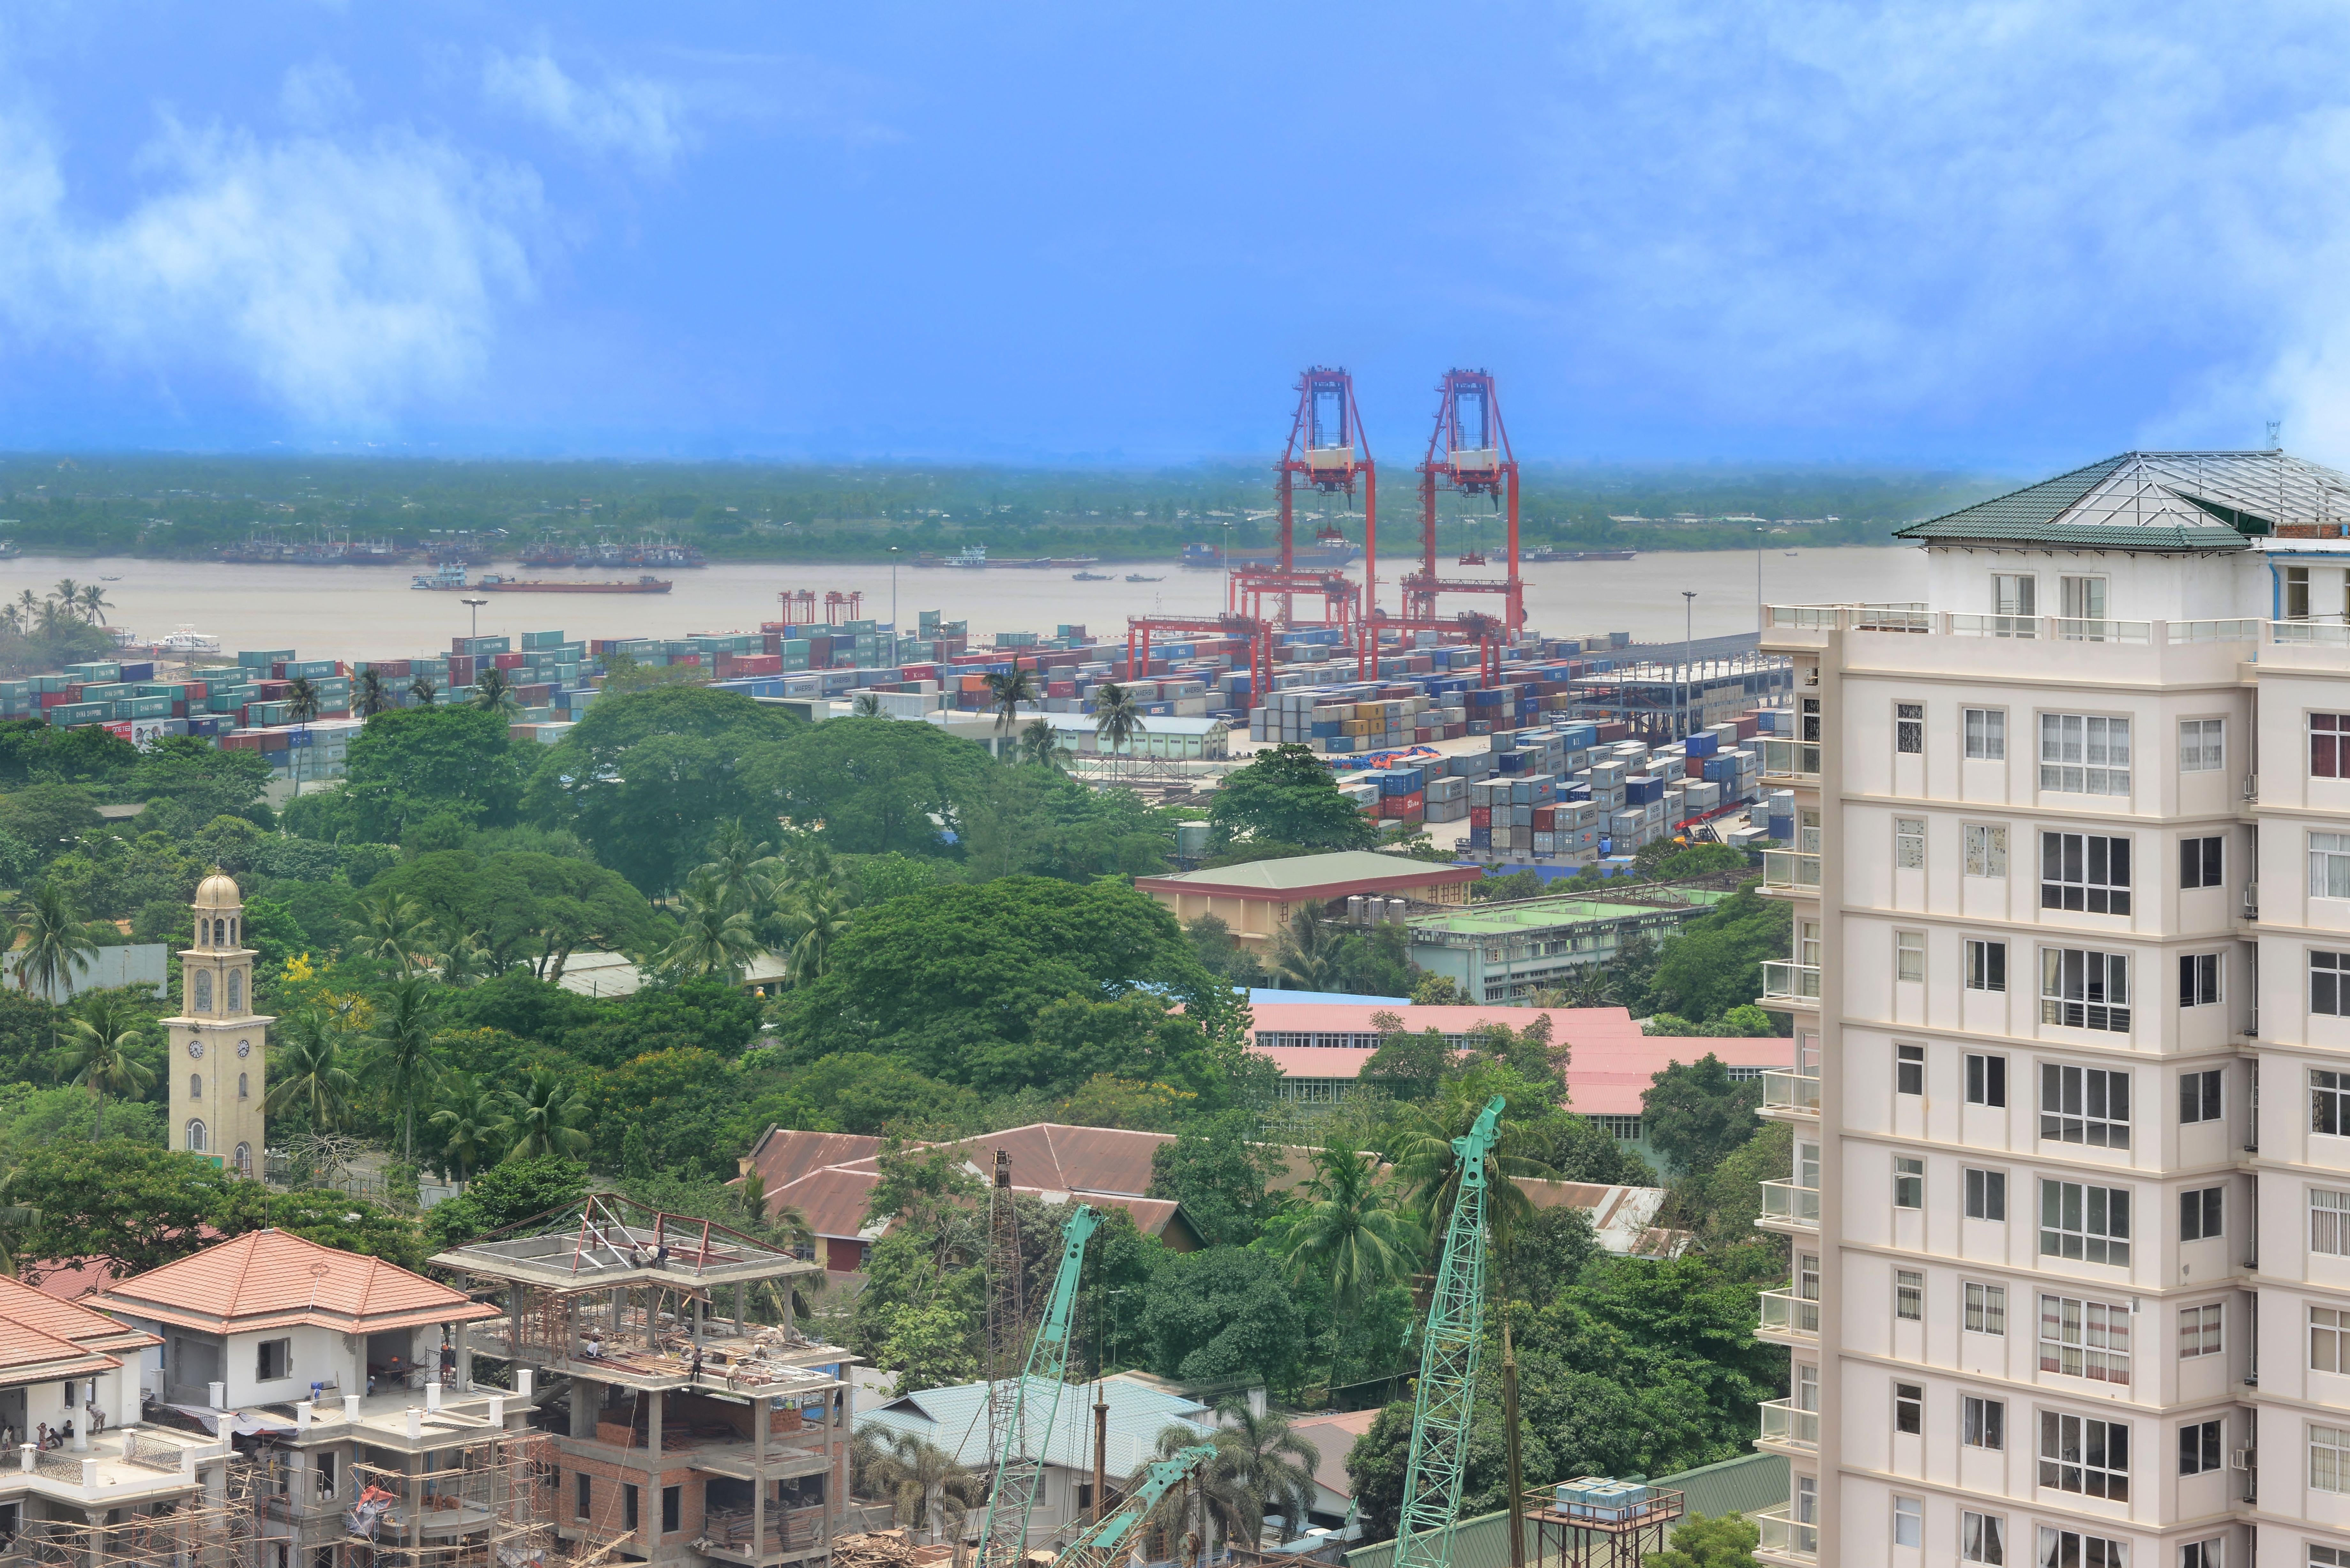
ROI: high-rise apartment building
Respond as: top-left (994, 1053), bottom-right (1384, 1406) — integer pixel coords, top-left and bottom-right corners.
top-left (1750, 451), bottom-right (2350, 1568)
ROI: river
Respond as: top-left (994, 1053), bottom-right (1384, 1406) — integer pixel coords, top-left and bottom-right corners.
top-left (0, 546), bottom-right (1927, 664)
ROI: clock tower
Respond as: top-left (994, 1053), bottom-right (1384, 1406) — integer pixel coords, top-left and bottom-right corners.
top-left (166, 872), bottom-right (273, 1175)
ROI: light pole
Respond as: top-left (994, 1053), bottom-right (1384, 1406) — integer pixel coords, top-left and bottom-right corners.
top-left (1681, 589), bottom-right (1697, 740)
top-left (1755, 523), bottom-right (1765, 634)
top-left (888, 547), bottom-right (899, 650)
top-left (461, 597), bottom-right (488, 642)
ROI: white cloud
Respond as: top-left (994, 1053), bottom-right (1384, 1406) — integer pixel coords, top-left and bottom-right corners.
top-left (0, 111), bottom-right (542, 424)
top-left (279, 58), bottom-right (360, 128)
top-left (482, 48), bottom-right (687, 173)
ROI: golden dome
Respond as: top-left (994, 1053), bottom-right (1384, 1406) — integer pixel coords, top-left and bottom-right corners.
top-left (193, 871), bottom-right (242, 910)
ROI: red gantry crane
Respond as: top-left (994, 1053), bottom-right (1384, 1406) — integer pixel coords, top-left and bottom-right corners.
top-left (1230, 368), bottom-right (1371, 645)
top-left (1126, 614), bottom-right (1275, 703)
top-left (1399, 368), bottom-right (1523, 638)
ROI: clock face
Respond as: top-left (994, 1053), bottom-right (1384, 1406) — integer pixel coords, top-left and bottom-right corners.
top-left (186, 1040), bottom-right (204, 1059)
top-left (237, 1040), bottom-right (251, 1057)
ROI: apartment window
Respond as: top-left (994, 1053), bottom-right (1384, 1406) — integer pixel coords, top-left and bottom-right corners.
top-left (2042, 831), bottom-right (2132, 914)
top-left (2040, 713), bottom-right (2131, 795)
top-left (2041, 1062), bottom-right (2132, 1147)
top-left (317, 1453), bottom-right (335, 1497)
top-left (2181, 1303), bottom-right (2224, 1358)
top-left (1966, 1052), bottom-right (2008, 1105)
top-left (2179, 1419), bottom-right (2224, 1475)
top-left (2315, 1188), bottom-right (2350, 1255)
top-left (1799, 918), bottom-right (1821, 968)
top-left (1965, 707), bottom-right (2007, 759)
top-left (2035, 1531), bottom-right (2124, 1568)
top-left (623, 1485), bottom-right (638, 1532)
top-left (1892, 1495), bottom-right (1922, 1549)
top-left (2179, 954), bottom-right (2221, 1007)
top-left (1896, 1269), bottom-right (1923, 1321)
top-left (2179, 718), bottom-right (2225, 773)
top-left (2040, 1410), bottom-right (2130, 1499)
top-left (1963, 1394), bottom-right (2005, 1451)
top-left (2040, 1293), bottom-right (2132, 1383)
top-left (1894, 1381), bottom-right (1922, 1435)
top-left (1894, 1156), bottom-right (1924, 1210)
top-left (2317, 833), bottom-right (2350, 899)
top-left (1897, 1043), bottom-right (1924, 1095)
top-left (2315, 1544), bottom-right (2350, 1566)
top-left (2290, 566), bottom-right (2316, 621)
top-left (1959, 1511), bottom-right (2005, 1565)
top-left (2316, 1307), bottom-right (2350, 1374)
top-left (2180, 1541), bottom-right (2221, 1568)
top-left (2181, 1186), bottom-right (2224, 1242)
top-left (1994, 572), bottom-right (2036, 618)
top-left (1800, 695), bottom-right (1820, 744)
top-left (2180, 1069), bottom-right (2223, 1124)
top-left (1896, 930), bottom-right (1925, 982)
top-left (2316, 1069), bottom-right (2350, 1137)
top-left (255, 1338), bottom-right (290, 1382)
top-left (2314, 712), bottom-right (2350, 777)
top-left (575, 1474), bottom-right (590, 1521)
top-left (2061, 574), bottom-right (2108, 621)
top-left (1896, 703), bottom-right (1924, 754)
top-left (2041, 1180), bottom-right (2132, 1266)
top-left (2318, 952), bottom-right (2350, 1015)
top-left (1965, 1281), bottom-right (2007, 1336)
top-left (2041, 948), bottom-right (2131, 1033)
top-left (1966, 940), bottom-right (2007, 992)
top-left (2316, 1424), bottom-right (2350, 1493)
top-left (1895, 815), bottom-right (1925, 869)
top-left (2181, 834), bottom-right (2225, 888)
top-left (661, 1486), bottom-right (679, 1536)
top-left (1965, 823), bottom-right (2008, 876)
top-left (1965, 1168), bottom-right (2007, 1221)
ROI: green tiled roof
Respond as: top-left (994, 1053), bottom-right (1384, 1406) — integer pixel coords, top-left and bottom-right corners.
top-left (1897, 517), bottom-right (2250, 551)
top-left (1896, 455), bottom-right (2129, 542)
top-left (1896, 449), bottom-right (2349, 549)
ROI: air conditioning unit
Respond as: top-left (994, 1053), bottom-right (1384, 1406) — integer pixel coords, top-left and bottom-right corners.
top-left (2244, 774), bottom-right (2260, 802)
top-left (2231, 1447), bottom-right (2257, 1472)
top-left (2244, 884), bottom-right (2260, 918)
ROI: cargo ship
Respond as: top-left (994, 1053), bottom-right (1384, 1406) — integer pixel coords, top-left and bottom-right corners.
top-left (912, 547), bottom-right (1102, 569)
top-left (411, 566), bottom-right (671, 593)
top-left (1527, 547), bottom-right (1637, 563)
top-left (1180, 541), bottom-right (1358, 569)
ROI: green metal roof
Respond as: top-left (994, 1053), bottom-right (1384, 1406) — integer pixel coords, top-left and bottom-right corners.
top-left (1896, 517), bottom-right (2251, 551)
top-left (1896, 454), bottom-right (2130, 542)
top-left (1897, 449), bottom-right (2350, 549)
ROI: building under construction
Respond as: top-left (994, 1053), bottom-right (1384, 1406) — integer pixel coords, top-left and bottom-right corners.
top-left (1564, 641), bottom-right (1794, 742)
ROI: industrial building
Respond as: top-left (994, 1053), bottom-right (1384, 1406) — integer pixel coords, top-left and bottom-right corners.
top-left (1133, 851), bottom-right (1479, 950)
top-left (1394, 885), bottom-right (1734, 1002)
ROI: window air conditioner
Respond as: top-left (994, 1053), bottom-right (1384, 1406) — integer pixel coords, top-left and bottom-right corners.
top-left (2230, 1447), bottom-right (2257, 1472)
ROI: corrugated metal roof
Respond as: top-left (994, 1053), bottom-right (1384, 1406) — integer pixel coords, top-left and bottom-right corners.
top-left (1140, 853), bottom-right (1477, 895)
top-left (857, 1374), bottom-right (1214, 1480)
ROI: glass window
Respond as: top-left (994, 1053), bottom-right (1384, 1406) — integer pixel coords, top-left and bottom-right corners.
top-left (2317, 1069), bottom-right (2350, 1137)
top-left (2179, 719), bottom-right (2225, 773)
top-left (1966, 1281), bottom-right (2007, 1336)
top-left (1966, 1052), bottom-right (2008, 1105)
top-left (1960, 1510), bottom-right (2005, 1564)
top-left (2315, 1424), bottom-right (2350, 1493)
top-left (2061, 575), bottom-right (2109, 621)
top-left (193, 969), bottom-right (211, 1012)
top-left (2040, 713), bottom-right (2131, 795)
top-left (2291, 566), bottom-right (2315, 622)
top-left (1892, 1495), bottom-right (1922, 1548)
top-left (1966, 707), bottom-right (2007, 759)
top-left (2181, 834), bottom-right (2225, 889)
top-left (2040, 1180), bottom-right (2132, 1266)
top-left (2315, 1189), bottom-right (2350, 1256)
top-left (2180, 1540), bottom-right (2220, 1568)
top-left (2042, 831), bottom-right (2133, 914)
top-left (2314, 712), bottom-right (2350, 778)
top-left (2039, 1410), bottom-right (2130, 1499)
top-left (2042, 1062), bottom-right (2132, 1147)
top-left (2180, 1187), bottom-right (2224, 1242)
top-left (1895, 1382), bottom-right (1922, 1435)
top-left (2315, 1542), bottom-right (2350, 1565)
top-left (1966, 823), bottom-right (2008, 877)
top-left (1896, 1269), bottom-right (1923, 1321)
top-left (1993, 573), bottom-right (2036, 618)
top-left (2042, 949), bottom-right (2131, 1033)
top-left (1894, 1156), bottom-right (1924, 1210)
top-left (1897, 1043), bottom-right (1924, 1095)
top-left (2180, 1069), bottom-right (2222, 1124)
top-left (2316, 952), bottom-right (2350, 1016)
top-left (2035, 1528), bottom-right (2125, 1567)
top-left (2039, 1294), bottom-right (2133, 1384)
top-left (2316, 833), bottom-right (2350, 900)
top-left (2179, 1419), bottom-right (2223, 1475)
top-left (2316, 1307), bottom-right (2350, 1375)
top-left (1895, 816), bottom-right (1926, 869)
top-left (185, 1118), bottom-right (205, 1153)
top-left (2180, 1303), bottom-right (2223, 1358)
top-left (1967, 940), bottom-right (2007, 992)
top-left (1966, 1168), bottom-right (2007, 1221)
top-left (1963, 1395), bottom-right (2005, 1450)
top-left (1800, 695), bottom-right (1821, 744)
top-left (2179, 954), bottom-right (2221, 1007)
top-left (1896, 703), bottom-right (1924, 755)
top-left (1897, 930), bottom-right (1925, 982)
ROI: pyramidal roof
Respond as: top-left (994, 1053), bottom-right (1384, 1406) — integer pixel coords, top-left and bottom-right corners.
top-left (1898, 450), bottom-right (2350, 550)
top-left (88, 1229), bottom-right (497, 1336)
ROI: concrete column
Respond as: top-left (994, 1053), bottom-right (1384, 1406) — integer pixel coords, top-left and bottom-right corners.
top-left (645, 1388), bottom-right (662, 1462)
top-left (458, 1323), bottom-right (474, 1390)
top-left (570, 1379), bottom-right (595, 1439)
top-left (753, 1402), bottom-right (767, 1559)
top-left (733, 1283), bottom-right (746, 1335)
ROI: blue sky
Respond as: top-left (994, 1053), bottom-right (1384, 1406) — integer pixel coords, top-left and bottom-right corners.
top-left (0, 2), bottom-right (2345, 466)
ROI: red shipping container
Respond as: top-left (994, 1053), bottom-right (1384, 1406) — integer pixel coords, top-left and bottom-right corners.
top-left (448, 656), bottom-right (476, 683)
top-left (901, 663), bottom-right (941, 681)
top-left (1733, 714), bottom-right (1760, 740)
top-left (1533, 807), bottom-right (1556, 830)
top-left (493, 652), bottom-right (528, 670)
top-left (1686, 757), bottom-right (1705, 778)
top-left (1469, 806), bottom-right (1493, 827)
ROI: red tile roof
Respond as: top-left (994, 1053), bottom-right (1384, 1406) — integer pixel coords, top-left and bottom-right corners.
top-left (0, 1275), bottom-right (154, 1353)
top-left (0, 1312), bottom-right (118, 1382)
top-left (88, 1230), bottom-right (497, 1336)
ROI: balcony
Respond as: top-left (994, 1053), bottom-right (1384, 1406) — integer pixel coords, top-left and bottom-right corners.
top-left (1760, 1070), bottom-right (1820, 1115)
top-left (1759, 851), bottom-right (1820, 893)
top-left (1759, 739), bottom-right (1819, 782)
top-left (1757, 1289), bottom-right (1820, 1341)
top-left (1758, 1181), bottom-right (1820, 1230)
top-left (1754, 1505), bottom-right (1818, 1561)
top-left (1757, 1399), bottom-right (1819, 1452)
top-left (1760, 962), bottom-right (1820, 1003)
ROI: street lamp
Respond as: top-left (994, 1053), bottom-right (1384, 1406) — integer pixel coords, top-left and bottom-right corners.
top-left (460, 597), bottom-right (489, 641)
top-left (1681, 590), bottom-right (1697, 740)
top-left (888, 547), bottom-right (900, 652)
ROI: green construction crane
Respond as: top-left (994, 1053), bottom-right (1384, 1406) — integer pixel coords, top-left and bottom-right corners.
top-left (1391, 1095), bottom-right (1507, 1568)
top-left (974, 1204), bottom-right (1101, 1568)
top-left (1051, 1444), bottom-right (1218, 1568)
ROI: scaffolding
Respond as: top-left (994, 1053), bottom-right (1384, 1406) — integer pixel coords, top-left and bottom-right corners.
top-left (7, 1463), bottom-right (258, 1568)
top-left (331, 1431), bottom-right (555, 1568)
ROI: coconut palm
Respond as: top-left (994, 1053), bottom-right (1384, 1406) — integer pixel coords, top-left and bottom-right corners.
top-left (32, 599), bottom-right (65, 637)
top-left (698, 820), bottom-right (778, 917)
top-left (496, 1069), bottom-right (592, 1161)
top-left (473, 666), bottom-right (519, 714)
top-left (74, 584), bottom-right (108, 625)
top-left (1383, 1077), bottom-right (1557, 1253)
top-left (1016, 717), bottom-right (1071, 771)
top-left (12, 882), bottom-right (96, 1005)
top-left (850, 693), bottom-right (886, 719)
top-left (352, 668), bottom-right (392, 718)
top-left (0, 1167), bottom-right (40, 1280)
top-left (431, 923), bottom-right (495, 986)
top-left (408, 675), bottom-right (439, 708)
top-left (60, 998), bottom-right (156, 1142)
top-left (349, 887), bottom-right (431, 976)
top-left (48, 580), bottom-right (79, 617)
top-left (1280, 1138), bottom-right (1418, 1398)
top-left (0, 605), bottom-right (21, 637)
top-left (13, 590), bottom-right (36, 627)
top-left (1141, 1423), bottom-right (1255, 1565)
top-left (784, 882), bottom-right (852, 984)
top-left (981, 668), bottom-right (1037, 746)
top-left (857, 1430), bottom-right (984, 1544)
top-left (283, 676), bottom-right (322, 795)
top-left (1208, 1398), bottom-right (1323, 1544)
top-left (428, 1069), bottom-right (502, 1185)
top-left (1268, 906), bottom-right (1341, 993)
top-left (1092, 681), bottom-right (1147, 758)
top-left (657, 874), bottom-right (760, 982)
top-left (264, 1007), bottom-right (359, 1129)
top-left (367, 974), bottom-right (441, 1164)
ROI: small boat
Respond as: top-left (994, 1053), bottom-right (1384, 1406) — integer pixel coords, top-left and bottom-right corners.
top-left (411, 564), bottom-right (470, 590)
top-left (1124, 573), bottom-right (1166, 583)
top-left (1784, 551), bottom-right (1798, 557)
top-left (1072, 571), bottom-right (1112, 581)
top-left (474, 574), bottom-right (672, 594)
top-left (160, 625), bottom-right (221, 654)
top-left (99, 576), bottom-right (121, 582)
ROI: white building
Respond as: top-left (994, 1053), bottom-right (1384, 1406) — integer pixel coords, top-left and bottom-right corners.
top-left (1750, 450), bottom-right (2350, 1568)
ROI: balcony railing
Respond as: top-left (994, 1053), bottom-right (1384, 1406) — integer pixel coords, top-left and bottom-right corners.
top-left (1761, 961), bottom-right (1821, 1001)
top-left (1757, 1399), bottom-right (1820, 1451)
top-left (1760, 1070), bottom-right (1820, 1113)
top-left (1759, 851), bottom-right (1820, 891)
top-left (1758, 1181), bottom-right (1820, 1228)
top-left (1759, 739), bottom-right (1819, 780)
top-left (1757, 1289), bottom-right (1820, 1338)
top-left (1755, 1506), bottom-right (1818, 1560)
top-left (1766, 603), bottom-right (2284, 647)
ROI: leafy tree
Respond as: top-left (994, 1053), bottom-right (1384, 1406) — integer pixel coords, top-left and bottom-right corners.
top-left (1522, 1109), bottom-right (1658, 1186)
top-left (130, 737), bottom-right (273, 826)
top-left (1650, 1513), bottom-right (1762, 1568)
top-left (1146, 1111), bottom-right (1286, 1247)
top-left (737, 719), bottom-right (988, 858)
top-left (12, 1141), bottom-right (249, 1280)
top-left (331, 705), bottom-right (531, 843)
top-left (1499, 1203), bottom-right (1603, 1302)
top-left (1411, 972), bottom-right (1468, 1005)
top-left (1643, 886), bottom-right (1789, 1022)
top-left (1138, 1244), bottom-right (1317, 1392)
top-left (1643, 1003), bottom-right (1780, 1037)
top-left (220, 1188), bottom-right (428, 1270)
top-left (423, 1154), bottom-right (589, 1247)
top-left (1206, 745), bottom-right (1378, 851)
top-left (1185, 914), bottom-right (1265, 988)
top-left (1642, 1055), bottom-right (1764, 1178)
top-left (370, 849), bottom-right (663, 978)
top-left (766, 1052), bottom-right (974, 1136)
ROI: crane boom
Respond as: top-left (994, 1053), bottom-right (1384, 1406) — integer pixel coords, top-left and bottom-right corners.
top-left (974, 1205), bottom-right (1102, 1568)
top-left (1051, 1444), bottom-right (1218, 1568)
top-left (1391, 1096), bottom-right (1506, 1568)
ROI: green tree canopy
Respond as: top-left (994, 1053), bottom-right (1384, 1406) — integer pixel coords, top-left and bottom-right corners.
top-left (325, 705), bottom-right (533, 843)
top-left (1205, 744), bottom-right (1378, 851)
top-left (1642, 1054), bottom-right (1764, 1178)
top-left (1146, 1110), bottom-right (1287, 1247)
top-left (736, 718), bottom-right (987, 857)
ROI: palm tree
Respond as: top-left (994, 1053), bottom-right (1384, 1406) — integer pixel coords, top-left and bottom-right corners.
top-left (981, 668), bottom-right (1037, 749)
top-left (698, 821), bottom-right (777, 916)
top-left (13, 590), bottom-right (36, 628)
top-left (428, 1069), bottom-right (502, 1185)
top-left (854, 1430), bottom-right (984, 1544)
top-left (1268, 906), bottom-right (1341, 993)
top-left (32, 600), bottom-right (64, 637)
top-left (1141, 1423), bottom-right (1255, 1565)
top-left (352, 668), bottom-right (392, 718)
top-left (74, 584), bottom-right (108, 625)
top-left (60, 999), bottom-right (156, 1142)
top-left (785, 882), bottom-right (852, 984)
top-left (0, 1166), bottom-right (40, 1279)
top-left (1383, 1080), bottom-right (1556, 1254)
top-left (283, 676), bottom-right (322, 796)
top-left (0, 605), bottom-right (21, 638)
top-left (1016, 717), bottom-right (1070, 771)
top-left (473, 666), bottom-right (519, 714)
top-left (1092, 681), bottom-right (1147, 760)
top-left (431, 923), bottom-right (495, 986)
top-left (1280, 1138), bottom-right (1418, 1399)
top-left (367, 974), bottom-right (441, 1165)
top-left (850, 693), bottom-right (886, 719)
top-left (350, 887), bottom-right (431, 976)
top-left (1207, 1398), bottom-right (1322, 1544)
top-left (13, 883), bottom-right (96, 1004)
top-left (657, 875), bottom-right (760, 982)
top-left (264, 1007), bottom-right (359, 1129)
top-left (408, 675), bottom-right (439, 708)
top-left (48, 580), bottom-right (79, 618)
top-left (496, 1069), bottom-right (592, 1160)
